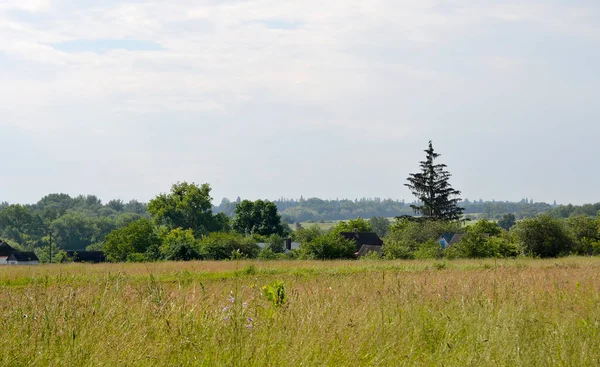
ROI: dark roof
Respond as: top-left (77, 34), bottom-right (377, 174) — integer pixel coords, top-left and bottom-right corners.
top-left (449, 234), bottom-right (465, 245)
top-left (340, 232), bottom-right (384, 251)
top-left (65, 251), bottom-right (106, 263)
top-left (356, 245), bottom-right (383, 257)
top-left (440, 233), bottom-right (454, 243)
top-left (0, 241), bottom-right (17, 257)
top-left (439, 233), bottom-right (466, 246)
top-left (7, 252), bottom-right (39, 262)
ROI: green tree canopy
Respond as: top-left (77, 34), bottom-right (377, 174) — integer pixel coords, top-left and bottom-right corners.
top-left (103, 219), bottom-right (161, 262)
top-left (148, 182), bottom-right (226, 237)
top-left (498, 213), bottom-right (517, 230)
top-left (405, 141), bottom-right (464, 221)
top-left (160, 228), bottom-right (202, 261)
top-left (512, 214), bottom-right (574, 258)
top-left (299, 232), bottom-right (357, 260)
top-left (331, 217), bottom-right (372, 235)
top-left (233, 200), bottom-right (287, 236)
top-left (369, 217), bottom-right (391, 238)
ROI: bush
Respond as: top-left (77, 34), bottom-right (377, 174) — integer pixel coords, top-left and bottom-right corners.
top-left (387, 219), bottom-right (462, 245)
top-left (199, 232), bottom-right (259, 260)
top-left (360, 251), bottom-right (382, 261)
top-left (382, 240), bottom-right (414, 260)
top-left (446, 232), bottom-right (496, 259)
top-left (258, 247), bottom-right (278, 260)
top-left (512, 214), bottom-right (574, 258)
top-left (104, 219), bottom-right (161, 262)
top-left (565, 215), bottom-right (600, 255)
top-left (299, 233), bottom-right (356, 260)
top-left (160, 228), bottom-right (202, 261)
top-left (414, 240), bottom-right (444, 259)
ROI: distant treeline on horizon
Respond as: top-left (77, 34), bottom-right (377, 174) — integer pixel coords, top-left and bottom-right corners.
top-left (2, 194), bottom-right (596, 223)
top-left (1, 193), bottom-right (599, 254)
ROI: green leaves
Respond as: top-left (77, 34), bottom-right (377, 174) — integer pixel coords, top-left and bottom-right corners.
top-left (148, 182), bottom-right (229, 237)
top-left (232, 200), bottom-right (287, 237)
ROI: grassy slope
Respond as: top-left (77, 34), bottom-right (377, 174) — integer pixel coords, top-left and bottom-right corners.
top-left (1, 258), bottom-right (600, 366)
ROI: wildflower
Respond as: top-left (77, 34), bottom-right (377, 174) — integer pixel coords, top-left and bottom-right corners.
top-left (247, 317), bottom-right (253, 323)
top-left (242, 302), bottom-right (248, 308)
top-left (222, 307), bottom-right (229, 312)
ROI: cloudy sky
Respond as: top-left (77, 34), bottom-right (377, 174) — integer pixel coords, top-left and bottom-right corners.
top-left (1, 0), bottom-right (599, 205)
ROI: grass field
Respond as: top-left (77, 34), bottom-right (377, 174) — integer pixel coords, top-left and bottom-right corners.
top-left (2, 258), bottom-right (600, 366)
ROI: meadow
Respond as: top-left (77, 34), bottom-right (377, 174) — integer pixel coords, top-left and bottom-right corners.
top-left (1, 258), bottom-right (600, 366)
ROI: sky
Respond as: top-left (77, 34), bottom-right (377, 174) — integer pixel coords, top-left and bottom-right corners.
top-left (1, 0), bottom-right (599, 205)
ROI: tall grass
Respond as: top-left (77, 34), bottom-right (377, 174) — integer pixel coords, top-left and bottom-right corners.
top-left (1, 258), bottom-right (599, 366)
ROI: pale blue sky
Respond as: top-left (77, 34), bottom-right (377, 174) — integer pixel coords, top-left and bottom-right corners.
top-left (1, 0), bottom-right (599, 205)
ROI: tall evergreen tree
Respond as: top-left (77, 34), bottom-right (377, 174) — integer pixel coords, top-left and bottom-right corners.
top-left (405, 141), bottom-right (464, 221)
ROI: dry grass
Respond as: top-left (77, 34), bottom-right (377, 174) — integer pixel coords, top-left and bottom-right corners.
top-left (1, 258), bottom-right (600, 366)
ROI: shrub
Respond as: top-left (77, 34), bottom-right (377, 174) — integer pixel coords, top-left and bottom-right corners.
top-left (565, 215), bottom-right (600, 255)
top-left (160, 228), bottom-right (202, 261)
top-left (413, 240), bottom-right (444, 260)
top-left (258, 247), bottom-right (278, 260)
top-left (382, 240), bottom-right (415, 260)
top-left (104, 219), bottom-right (161, 262)
top-left (360, 251), bottom-right (382, 261)
top-left (387, 219), bottom-right (462, 245)
top-left (199, 232), bottom-right (259, 260)
top-left (512, 214), bottom-right (574, 258)
top-left (299, 233), bottom-right (356, 260)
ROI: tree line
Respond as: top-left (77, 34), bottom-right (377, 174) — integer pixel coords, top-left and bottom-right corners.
top-left (1, 141), bottom-right (599, 262)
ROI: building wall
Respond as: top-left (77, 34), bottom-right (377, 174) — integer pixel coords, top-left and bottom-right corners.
top-left (7, 260), bottom-right (39, 265)
top-left (0, 257), bottom-right (8, 265)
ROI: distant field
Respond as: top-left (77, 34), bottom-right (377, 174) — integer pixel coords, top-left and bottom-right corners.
top-left (1, 258), bottom-right (600, 366)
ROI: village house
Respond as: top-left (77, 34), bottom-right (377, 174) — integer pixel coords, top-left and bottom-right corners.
top-left (340, 232), bottom-right (384, 257)
top-left (438, 233), bottom-right (466, 249)
top-left (6, 252), bottom-right (39, 265)
top-left (0, 241), bottom-right (17, 265)
top-left (63, 251), bottom-right (106, 263)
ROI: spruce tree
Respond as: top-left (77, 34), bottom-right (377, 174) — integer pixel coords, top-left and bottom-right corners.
top-left (405, 141), bottom-right (464, 221)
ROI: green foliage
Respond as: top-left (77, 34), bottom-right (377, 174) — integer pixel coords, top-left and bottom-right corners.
top-left (233, 200), bottom-right (287, 236)
top-left (469, 219), bottom-right (502, 236)
top-left (148, 182), bottom-right (226, 237)
top-left (258, 247), bottom-right (279, 260)
top-left (446, 232), bottom-right (495, 259)
top-left (387, 219), bottom-right (462, 246)
top-left (498, 213), bottom-right (517, 230)
top-left (264, 234), bottom-right (285, 253)
top-left (293, 224), bottom-right (323, 244)
top-left (330, 217), bottom-right (372, 235)
top-left (359, 251), bottom-right (382, 260)
top-left (369, 216), bottom-right (391, 238)
top-left (413, 240), bottom-right (444, 260)
top-left (299, 233), bottom-right (357, 260)
top-left (198, 232), bottom-right (259, 260)
top-left (160, 228), bottom-right (202, 261)
top-left (447, 220), bottom-right (519, 259)
top-left (262, 280), bottom-right (286, 308)
top-left (565, 215), bottom-right (600, 255)
top-left (512, 214), bottom-right (574, 258)
top-left (103, 219), bottom-right (161, 262)
top-left (382, 240), bottom-right (415, 260)
top-left (405, 141), bottom-right (464, 221)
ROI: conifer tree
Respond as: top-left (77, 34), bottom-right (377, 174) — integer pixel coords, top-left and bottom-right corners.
top-left (405, 141), bottom-right (464, 221)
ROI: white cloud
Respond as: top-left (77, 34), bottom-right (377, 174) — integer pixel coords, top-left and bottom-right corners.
top-left (1, 0), bottom-right (599, 203)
